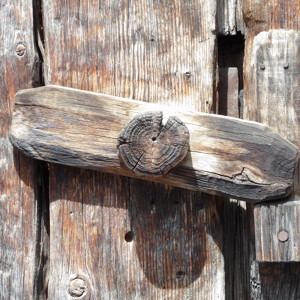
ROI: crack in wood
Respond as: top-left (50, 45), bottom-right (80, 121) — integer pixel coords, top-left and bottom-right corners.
top-left (117, 111), bottom-right (190, 176)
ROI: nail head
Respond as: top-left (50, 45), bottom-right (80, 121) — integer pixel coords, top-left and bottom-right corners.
top-left (67, 274), bottom-right (91, 299)
top-left (278, 230), bottom-right (289, 242)
top-left (15, 43), bottom-right (26, 57)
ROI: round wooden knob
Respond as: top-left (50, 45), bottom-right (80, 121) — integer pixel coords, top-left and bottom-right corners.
top-left (117, 111), bottom-right (189, 176)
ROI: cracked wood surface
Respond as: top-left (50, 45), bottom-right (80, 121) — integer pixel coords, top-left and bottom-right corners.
top-left (10, 85), bottom-right (298, 203)
top-left (42, 0), bottom-right (225, 299)
top-left (243, 0), bottom-right (300, 264)
top-left (249, 30), bottom-right (300, 262)
top-left (0, 1), bottom-right (46, 299)
top-left (117, 111), bottom-right (190, 176)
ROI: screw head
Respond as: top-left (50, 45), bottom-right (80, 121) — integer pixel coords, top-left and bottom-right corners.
top-left (259, 64), bottom-right (265, 70)
top-left (15, 43), bottom-right (26, 57)
top-left (278, 230), bottom-right (289, 242)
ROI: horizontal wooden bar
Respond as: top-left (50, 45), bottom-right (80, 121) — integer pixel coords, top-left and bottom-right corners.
top-left (10, 85), bottom-right (299, 202)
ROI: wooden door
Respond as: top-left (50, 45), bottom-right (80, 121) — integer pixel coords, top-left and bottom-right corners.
top-left (1, 0), bottom-right (300, 299)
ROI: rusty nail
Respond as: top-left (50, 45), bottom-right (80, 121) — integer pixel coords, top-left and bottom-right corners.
top-left (15, 43), bottom-right (26, 57)
top-left (259, 64), bottom-right (265, 70)
top-left (278, 230), bottom-right (289, 242)
top-left (284, 63), bottom-right (289, 69)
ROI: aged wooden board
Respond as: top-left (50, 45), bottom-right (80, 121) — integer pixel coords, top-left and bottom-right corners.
top-left (218, 67), bottom-right (239, 118)
top-left (0, 1), bottom-right (47, 299)
top-left (10, 85), bottom-right (298, 202)
top-left (246, 30), bottom-right (300, 262)
top-left (42, 0), bottom-right (225, 299)
top-left (217, 0), bottom-right (245, 35)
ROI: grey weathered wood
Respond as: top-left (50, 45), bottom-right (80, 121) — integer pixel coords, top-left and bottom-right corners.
top-left (10, 85), bottom-right (298, 203)
top-left (218, 67), bottom-right (239, 118)
top-left (245, 30), bottom-right (300, 261)
top-left (0, 1), bottom-right (47, 299)
top-left (217, 0), bottom-right (246, 35)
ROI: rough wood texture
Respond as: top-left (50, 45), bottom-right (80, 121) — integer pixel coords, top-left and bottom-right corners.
top-left (246, 30), bottom-right (300, 262)
top-left (243, 0), bottom-right (300, 294)
top-left (0, 1), bottom-right (46, 299)
top-left (118, 112), bottom-right (190, 176)
top-left (10, 85), bottom-right (299, 202)
top-left (42, 0), bottom-right (226, 299)
top-left (217, 0), bottom-right (246, 35)
top-left (218, 67), bottom-right (239, 118)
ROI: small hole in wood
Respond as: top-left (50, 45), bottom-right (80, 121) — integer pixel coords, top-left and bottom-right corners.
top-left (151, 137), bottom-right (156, 142)
top-left (125, 231), bottom-right (135, 242)
top-left (176, 271), bottom-right (185, 280)
top-left (185, 72), bottom-right (191, 78)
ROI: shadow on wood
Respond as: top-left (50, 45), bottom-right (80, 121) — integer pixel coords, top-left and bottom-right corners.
top-left (48, 164), bottom-right (224, 291)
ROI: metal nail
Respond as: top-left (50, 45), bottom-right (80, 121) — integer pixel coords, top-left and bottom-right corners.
top-left (278, 230), bottom-right (289, 242)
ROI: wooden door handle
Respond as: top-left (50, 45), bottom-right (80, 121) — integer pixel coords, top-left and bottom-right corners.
top-left (9, 85), bottom-right (299, 203)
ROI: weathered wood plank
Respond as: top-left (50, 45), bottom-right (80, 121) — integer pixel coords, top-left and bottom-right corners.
top-left (10, 85), bottom-right (298, 202)
top-left (218, 67), bottom-right (240, 118)
top-left (0, 1), bottom-right (46, 299)
top-left (42, 0), bottom-right (225, 299)
top-left (245, 30), bottom-right (300, 262)
top-left (217, 0), bottom-right (246, 35)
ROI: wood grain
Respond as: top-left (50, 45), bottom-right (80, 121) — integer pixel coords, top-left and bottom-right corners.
top-left (42, 0), bottom-right (226, 299)
top-left (218, 67), bottom-right (240, 118)
top-left (246, 30), bottom-right (300, 262)
top-left (117, 111), bottom-right (190, 176)
top-left (243, 0), bottom-right (300, 275)
top-left (0, 1), bottom-right (46, 299)
top-left (10, 85), bottom-right (299, 202)
top-left (217, 0), bottom-right (246, 35)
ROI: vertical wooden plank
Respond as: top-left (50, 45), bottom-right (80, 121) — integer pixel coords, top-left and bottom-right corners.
top-left (217, 0), bottom-right (246, 35)
top-left (43, 0), bottom-right (225, 299)
top-left (0, 1), bottom-right (45, 299)
top-left (243, 0), bottom-right (300, 298)
top-left (218, 67), bottom-right (239, 117)
top-left (217, 61), bottom-right (254, 299)
top-left (248, 30), bottom-right (300, 261)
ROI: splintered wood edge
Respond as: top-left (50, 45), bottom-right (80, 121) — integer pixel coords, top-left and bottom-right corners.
top-left (9, 85), bottom-right (300, 203)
